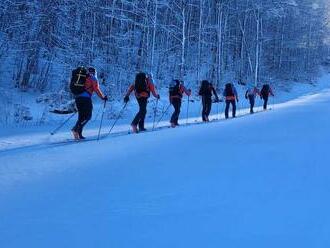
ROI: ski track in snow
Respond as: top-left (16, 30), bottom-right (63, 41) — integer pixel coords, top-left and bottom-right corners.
top-left (0, 107), bottom-right (263, 154)
top-left (0, 88), bottom-right (324, 154)
top-left (0, 89), bottom-right (330, 247)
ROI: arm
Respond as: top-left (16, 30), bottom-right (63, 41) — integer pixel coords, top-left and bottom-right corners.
top-left (181, 85), bottom-right (191, 96)
top-left (93, 80), bottom-right (106, 100)
top-left (125, 84), bottom-right (134, 97)
top-left (211, 86), bottom-right (219, 100)
top-left (148, 80), bottom-right (159, 98)
top-left (123, 84), bottom-right (134, 102)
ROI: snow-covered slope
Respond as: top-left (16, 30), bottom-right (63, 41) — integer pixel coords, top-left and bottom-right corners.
top-left (1, 89), bottom-right (330, 248)
top-left (2, 72), bottom-right (330, 152)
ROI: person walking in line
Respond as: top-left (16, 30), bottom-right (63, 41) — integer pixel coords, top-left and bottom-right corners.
top-left (71, 67), bottom-right (108, 140)
top-left (169, 80), bottom-right (191, 128)
top-left (245, 85), bottom-right (260, 114)
top-left (199, 80), bottom-right (219, 122)
top-left (124, 72), bottom-right (160, 133)
top-left (260, 84), bottom-right (274, 110)
top-left (223, 82), bottom-right (238, 119)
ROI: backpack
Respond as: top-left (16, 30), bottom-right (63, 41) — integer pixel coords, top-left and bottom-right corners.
top-left (70, 67), bottom-right (87, 95)
top-left (261, 84), bottom-right (270, 97)
top-left (199, 80), bottom-right (210, 96)
top-left (224, 83), bottom-right (234, 97)
top-left (134, 72), bottom-right (149, 94)
top-left (169, 80), bottom-right (181, 97)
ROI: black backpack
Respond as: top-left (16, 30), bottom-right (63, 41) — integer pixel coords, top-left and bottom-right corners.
top-left (261, 84), bottom-right (270, 97)
top-left (224, 83), bottom-right (234, 97)
top-left (134, 72), bottom-right (149, 94)
top-left (169, 80), bottom-right (181, 97)
top-left (199, 80), bottom-right (210, 96)
top-left (70, 67), bottom-right (87, 95)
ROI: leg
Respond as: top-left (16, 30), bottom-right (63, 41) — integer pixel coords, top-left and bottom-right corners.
top-left (202, 97), bottom-right (207, 121)
top-left (225, 100), bottom-right (230, 119)
top-left (170, 101), bottom-right (176, 124)
top-left (170, 98), bottom-right (181, 125)
top-left (78, 99), bottom-right (92, 138)
top-left (72, 97), bottom-right (84, 132)
top-left (132, 97), bottom-right (147, 127)
top-left (174, 99), bottom-right (181, 125)
top-left (263, 96), bottom-right (268, 110)
top-left (232, 100), bottom-right (236, 118)
top-left (249, 96), bottom-right (255, 113)
top-left (205, 98), bottom-right (212, 121)
top-left (137, 98), bottom-right (147, 130)
top-left (72, 97), bottom-right (92, 138)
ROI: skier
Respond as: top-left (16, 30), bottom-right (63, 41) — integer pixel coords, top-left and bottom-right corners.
top-left (245, 85), bottom-right (260, 114)
top-left (169, 80), bottom-right (191, 127)
top-left (198, 80), bottom-right (219, 122)
top-left (71, 67), bottom-right (108, 140)
top-left (223, 82), bottom-right (238, 119)
top-left (124, 72), bottom-right (160, 133)
top-left (260, 84), bottom-right (274, 110)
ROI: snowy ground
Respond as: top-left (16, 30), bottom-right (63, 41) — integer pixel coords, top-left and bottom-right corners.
top-left (1, 73), bottom-right (330, 151)
top-left (1, 84), bottom-right (330, 247)
top-left (1, 72), bottom-right (330, 138)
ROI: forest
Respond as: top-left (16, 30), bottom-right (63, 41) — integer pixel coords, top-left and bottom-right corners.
top-left (0, 0), bottom-right (329, 98)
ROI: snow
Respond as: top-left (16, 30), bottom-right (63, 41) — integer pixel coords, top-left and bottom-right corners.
top-left (1, 72), bottom-right (330, 152)
top-left (1, 81), bottom-right (330, 246)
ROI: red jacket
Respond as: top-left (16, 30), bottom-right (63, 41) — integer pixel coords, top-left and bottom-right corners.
top-left (84, 74), bottom-right (105, 99)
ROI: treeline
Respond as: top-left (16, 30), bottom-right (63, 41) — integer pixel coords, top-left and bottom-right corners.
top-left (0, 0), bottom-right (329, 97)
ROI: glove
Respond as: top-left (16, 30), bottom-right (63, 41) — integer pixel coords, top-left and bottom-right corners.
top-left (156, 94), bottom-right (160, 100)
top-left (237, 98), bottom-right (239, 103)
top-left (124, 95), bottom-right (129, 103)
top-left (103, 95), bottom-right (108, 101)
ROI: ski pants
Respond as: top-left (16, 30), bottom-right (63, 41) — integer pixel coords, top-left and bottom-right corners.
top-left (132, 97), bottom-right (148, 129)
top-left (248, 95), bottom-right (255, 113)
top-left (263, 96), bottom-right (269, 110)
top-left (170, 98), bottom-right (182, 125)
top-left (225, 100), bottom-right (236, 119)
top-left (73, 97), bottom-right (93, 135)
top-left (202, 96), bottom-right (212, 121)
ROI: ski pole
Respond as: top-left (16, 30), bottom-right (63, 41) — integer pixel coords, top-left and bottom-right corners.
top-left (236, 99), bottom-right (240, 117)
top-left (97, 100), bottom-right (107, 141)
top-left (93, 103), bottom-right (103, 121)
top-left (152, 98), bottom-right (159, 130)
top-left (106, 102), bottom-right (128, 137)
top-left (155, 103), bottom-right (171, 127)
top-left (186, 95), bottom-right (190, 124)
top-left (50, 112), bottom-right (76, 135)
